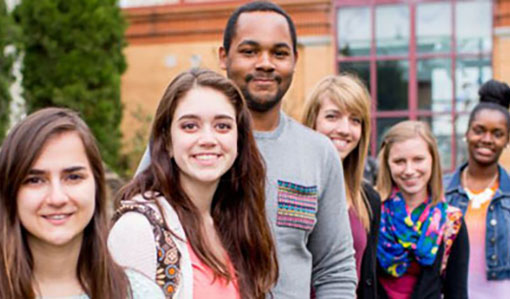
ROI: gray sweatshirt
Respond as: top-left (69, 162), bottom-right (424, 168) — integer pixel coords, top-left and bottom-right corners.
top-left (135, 112), bottom-right (357, 298)
top-left (254, 112), bottom-right (356, 298)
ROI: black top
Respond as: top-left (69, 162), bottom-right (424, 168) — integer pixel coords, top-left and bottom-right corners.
top-left (376, 218), bottom-right (469, 299)
top-left (357, 183), bottom-right (382, 299)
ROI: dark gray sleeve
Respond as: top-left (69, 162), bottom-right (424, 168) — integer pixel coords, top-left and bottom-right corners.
top-left (308, 144), bottom-right (357, 298)
top-left (135, 145), bottom-right (151, 176)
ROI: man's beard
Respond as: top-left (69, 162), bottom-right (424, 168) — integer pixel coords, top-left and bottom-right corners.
top-left (241, 74), bottom-right (285, 113)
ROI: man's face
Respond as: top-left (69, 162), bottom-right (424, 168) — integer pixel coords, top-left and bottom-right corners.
top-left (220, 11), bottom-right (297, 113)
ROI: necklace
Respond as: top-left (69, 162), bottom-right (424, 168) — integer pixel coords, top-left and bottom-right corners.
top-left (463, 167), bottom-right (498, 209)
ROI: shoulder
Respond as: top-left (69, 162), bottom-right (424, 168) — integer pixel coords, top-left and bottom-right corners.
top-left (285, 116), bottom-right (334, 148)
top-left (125, 269), bottom-right (165, 299)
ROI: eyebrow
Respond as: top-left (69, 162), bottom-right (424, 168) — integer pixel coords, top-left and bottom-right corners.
top-left (28, 166), bottom-right (86, 175)
top-left (274, 42), bottom-right (291, 50)
top-left (237, 40), bottom-right (291, 50)
top-left (324, 109), bottom-right (340, 114)
top-left (177, 114), bottom-right (235, 121)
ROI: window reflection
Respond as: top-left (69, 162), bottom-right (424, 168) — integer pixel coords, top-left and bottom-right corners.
top-left (339, 61), bottom-right (370, 91)
top-left (417, 59), bottom-right (452, 111)
top-left (417, 2), bottom-right (451, 53)
top-left (456, 1), bottom-right (492, 53)
top-left (419, 115), bottom-right (453, 171)
top-left (376, 4), bottom-right (409, 55)
top-left (455, 57), bottom-right (492, 113)
top-left (337, 7), bottom-right (371, 57)
top-left (377, 60), bottom-right (409, 110)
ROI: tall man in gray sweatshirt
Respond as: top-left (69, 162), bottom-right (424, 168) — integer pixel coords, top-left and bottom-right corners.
top-left (137, 2), bottom-right (356, 297)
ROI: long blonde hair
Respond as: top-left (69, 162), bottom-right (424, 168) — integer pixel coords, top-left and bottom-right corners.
top-left (376, 120), bottom-right (444, 204)
top-left (302, 74), bottom-right (372, 231)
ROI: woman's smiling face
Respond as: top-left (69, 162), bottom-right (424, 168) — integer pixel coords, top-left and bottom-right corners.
top-left (170, 86), bottom-right (238, 188)
top-left (466, 109), bottom-right (509, 166)
top-left (314, 96), bottom-right (362, 160)
top-left (17, 131), bottom-right (96, 249)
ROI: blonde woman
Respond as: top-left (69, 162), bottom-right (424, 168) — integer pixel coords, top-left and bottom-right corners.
top-left (302, 74), bottom-right (381, 299)
top-left (376, 121), bottom-right (468, 299)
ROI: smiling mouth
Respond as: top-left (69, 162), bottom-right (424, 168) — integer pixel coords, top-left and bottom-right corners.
top-left (42, 213), bottom-right (74, 224)
top-left (192, 154), bottom-right (221, 162)
top-left (331, 138), bottom-right (350, 147)
top-left (475, 147), bottom-right (494, 155)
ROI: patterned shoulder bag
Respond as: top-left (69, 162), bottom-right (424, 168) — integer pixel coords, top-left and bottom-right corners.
top-left (113, 202), bottom-right (181, 298)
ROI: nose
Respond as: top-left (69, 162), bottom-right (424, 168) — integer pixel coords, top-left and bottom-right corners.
top-left (402, 161), bottom-right (414, 176)
top-left (46, 181), bottom-right (69, 206)
top-left (334, 116), bottom-right (350, 136)
top-left (197, 126), bottom-right (218, 148)
top-left (255, 52), bottom-right (275, 72)
top-left (481, 132), bottom-right (494, 144)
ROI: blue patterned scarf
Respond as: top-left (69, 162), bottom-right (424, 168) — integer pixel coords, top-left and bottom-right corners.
top-left (377, 189), bottom-right (448, 277)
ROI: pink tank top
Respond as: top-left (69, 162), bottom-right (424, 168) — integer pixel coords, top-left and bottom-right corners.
top-left (187, 243), bottom-right (240, 299)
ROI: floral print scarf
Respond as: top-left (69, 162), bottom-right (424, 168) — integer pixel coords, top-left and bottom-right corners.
top-left (377, 189), bottom-right (448, 277)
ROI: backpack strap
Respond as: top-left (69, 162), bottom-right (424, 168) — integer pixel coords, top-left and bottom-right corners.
top-left (114, 202), bottom-right (181, 299)
top-left (440, 206), bottom-right (463, 276)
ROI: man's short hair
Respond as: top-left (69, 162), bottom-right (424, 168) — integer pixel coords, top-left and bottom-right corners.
top-left (223, 1), bottom-right (297, 55)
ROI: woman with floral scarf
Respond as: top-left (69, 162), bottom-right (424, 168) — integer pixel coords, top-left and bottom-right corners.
top-left (375, 121), bottom-right (468, 299)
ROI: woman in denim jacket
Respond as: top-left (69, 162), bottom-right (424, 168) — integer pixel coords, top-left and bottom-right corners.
top-left (445, 79), bottom-right (510, 298)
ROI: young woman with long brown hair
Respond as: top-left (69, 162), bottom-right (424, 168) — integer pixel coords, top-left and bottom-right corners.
top-left (376, 121), bottom-right (468, 299)
top-left (108, 68), bottom-right (278, 299)
top-left (302, 74), bottom-right (381, 299)
top-left (0, 108), bottom-right (163, 299)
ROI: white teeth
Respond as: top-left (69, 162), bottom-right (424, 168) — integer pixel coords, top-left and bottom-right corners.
top-left (332, 139), bottom-right (348, 147)
top-left (46, 214), bottom-right (67, 220)
top-left (195, 154), bottom-right (217, 161)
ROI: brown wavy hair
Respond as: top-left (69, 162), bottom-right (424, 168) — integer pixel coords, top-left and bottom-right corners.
top-left (376, 120), bottom-right (444, 204)
top-left (116, 68), bottom-right (278, 299)
top-left (0, 108), bottom-right (130, 299)
top-left (302, 74), bottom-right (372, 231)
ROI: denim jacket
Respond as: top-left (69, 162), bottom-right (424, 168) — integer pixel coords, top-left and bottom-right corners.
top-left (444, 163), bottom-right (510, 280)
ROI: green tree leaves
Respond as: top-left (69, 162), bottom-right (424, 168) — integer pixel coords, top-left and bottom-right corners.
top-left (15, 0), bottom-right (127, 171)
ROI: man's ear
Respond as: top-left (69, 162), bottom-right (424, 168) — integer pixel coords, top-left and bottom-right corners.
top-left (219, 46), bottom-right (227, 70)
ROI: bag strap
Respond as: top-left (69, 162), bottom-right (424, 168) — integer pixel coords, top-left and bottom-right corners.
top-left (114, 202), bottom-right (181, 299)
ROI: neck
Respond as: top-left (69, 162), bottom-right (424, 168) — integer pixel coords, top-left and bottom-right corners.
top-left (401, 189), bottom-right (428, 211)
top-left (29, 235), bottom-right (83, 296)
top-left (180, 177), bottom-right (218, 218)
top-left (467, 159), bottom-right (499, 179)
top-left (250, 106), bottom-right (281, 132)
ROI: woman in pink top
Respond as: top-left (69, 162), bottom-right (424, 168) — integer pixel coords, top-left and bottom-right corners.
top-left (108, 69), bottom-right (278, 299)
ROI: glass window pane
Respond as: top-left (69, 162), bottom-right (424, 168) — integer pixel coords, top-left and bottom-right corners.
top-left (455, 57), bottom-right (492, 113)
top-left (419, 115), bottom-right (453, 171)
top-left (339, 61), bottom-right (371, 90)
top-left (376, 4), bottom-right (409, 55)
top-left (337, 7), bottom-right (371, 57)
top-left (417, 59), bottom-right (453, 111)
top-left (455, 114), bottom-right (470, 167)
top-left (376, 117), bottom-right (408, 149)
top-left (377, 60), bottom-right (409, 110)
top-left (417, 2), bottom-right (451, 53)
top-left (456, 1), bottom-right (492, 53)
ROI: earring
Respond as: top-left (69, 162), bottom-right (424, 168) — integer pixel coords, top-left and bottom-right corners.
top-left (462, 136), bottom-right (467, 142)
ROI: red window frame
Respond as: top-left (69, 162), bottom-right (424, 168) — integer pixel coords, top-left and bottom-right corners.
top-left (333, 0), bottom-right (494, 172)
